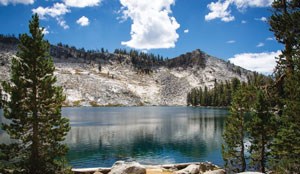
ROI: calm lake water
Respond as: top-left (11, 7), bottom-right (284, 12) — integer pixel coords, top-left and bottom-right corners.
top-left (0, 107), bottom-right (228, 168)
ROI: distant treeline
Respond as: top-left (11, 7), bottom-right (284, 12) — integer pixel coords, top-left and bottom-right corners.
top-left (187, 78), bottom-right (241, 107)
top-left (187, 73), bottom-right (271, 107)
top-left (0, 34), bottom-right (19, 45)
top-left (115, 48), bottom-right (208, 70)
top-left (0, 34), bottom-right (245, 76)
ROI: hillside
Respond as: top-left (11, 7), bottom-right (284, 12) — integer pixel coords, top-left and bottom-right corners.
top-left (0, 35), bottom-right (252, 106)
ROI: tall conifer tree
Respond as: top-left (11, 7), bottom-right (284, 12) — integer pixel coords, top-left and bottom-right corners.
top-left (222, 86), bottom-right (252, 173)
top-left (269, 0), bottom-right (300, 172)
top-left (0, 14), bottom-right (70, 174)
top-left (248, 90), bottom-right (274, 173)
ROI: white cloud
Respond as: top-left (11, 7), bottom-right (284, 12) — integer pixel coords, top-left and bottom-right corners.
top-left (256, 42), bottom-right (264, 47)
top-left (40, 27), bottom-right (50, 35)
top-left (32, 3), bottom-right (70, 19)
top-left (266, 37), bottom-right (275, 41)
top-left (205, 0), bottom-right (234, 22)
top-left (119, 0), bottom-right (180, 50)
top-left (76, 16), bottom-right (90, 26)
top-left (205, 0), bottom-right (273, 22)
top-left (63, 0), bottom-right (101, 8)
top-left (241, 20), bottom-right (247, 24)
top-left (229, 50), bottom-right (281, 74)
top-left (32, 3), bottom-right (70, 29)
top-left (233, 0), bottom-right (273, 10)
top-left (226, 40), bottom-right (236, 44)
top-left (255, 16), bottom-right (267, 22)
top-left (184, 29), bottom-right (189, 33)
top-left (0, 0), bottom-right (34, 6)
top-left (57, 17), bottom-right (69, 29)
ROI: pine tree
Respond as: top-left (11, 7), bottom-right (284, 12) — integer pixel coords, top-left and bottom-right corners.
top-left (248, 90), bottom-right (274, 173)
top-left (271, 57), bottom-right (300, 173)
top-left (268, 0), bottom-right (300, 172)
top-left (0, 14), bottom-right (71, 174)
top-left (222, 87), bottom-right (252, 173)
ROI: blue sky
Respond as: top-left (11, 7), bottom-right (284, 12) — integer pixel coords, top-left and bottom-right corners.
top-left (0, 0), bottom-right (283, 74)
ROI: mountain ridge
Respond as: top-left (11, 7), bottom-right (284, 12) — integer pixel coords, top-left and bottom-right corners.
top-left (0, 35), bottom-right (253, 106)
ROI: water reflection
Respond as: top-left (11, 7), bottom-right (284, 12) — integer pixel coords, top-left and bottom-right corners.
top-left (62, 107), bottom-right (227, 168)
top-left (0, 107), bottom-right (227, 168)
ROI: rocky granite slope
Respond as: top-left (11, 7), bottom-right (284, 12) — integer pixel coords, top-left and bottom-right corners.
top-left (0, 42), bottom-right (252, 106)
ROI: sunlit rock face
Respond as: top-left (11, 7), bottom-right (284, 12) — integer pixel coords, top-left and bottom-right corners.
top-left (0, 48), bottom-right (251, 106)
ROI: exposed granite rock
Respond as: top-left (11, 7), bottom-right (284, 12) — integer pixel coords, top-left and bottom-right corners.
top-left (173, 164), bottom-right (200, 174)
top-left (72, 161), bottom-right (224, 174)
top-left (203, 169), bottom-right (225, 174)
top-left (0, 48), bottom-right (252, 106)
top-left (108, 161), bottom-right (146, 174)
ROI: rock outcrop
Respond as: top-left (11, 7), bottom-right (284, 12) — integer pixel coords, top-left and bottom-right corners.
top-left (108, 161), bottom-right (146, 174)
top-left (72, 161), bottom-right (224, 174)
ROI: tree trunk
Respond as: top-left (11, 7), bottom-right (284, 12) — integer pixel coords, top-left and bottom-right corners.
top-left (31, 57), bottom-right (39, 174)
top-left (240, 110), bottom-right (246, 172)
top-left (261, 134), bottom-right (266, 173)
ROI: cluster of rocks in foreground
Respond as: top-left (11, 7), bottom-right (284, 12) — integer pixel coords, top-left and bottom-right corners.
top-left (72, 161), bottom-right (225, 174)
top-left (72, 161), bottom-right (265, 174)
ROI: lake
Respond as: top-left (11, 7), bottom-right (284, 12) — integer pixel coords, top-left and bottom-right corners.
top-left (0, 107), bottom-right (228, 168)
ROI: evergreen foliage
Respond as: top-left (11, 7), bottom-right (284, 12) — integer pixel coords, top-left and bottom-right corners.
top-left (222, 1), bottom-right (300, 173)
top-left (248, 90), bottom-right (274, 173)
top-left (268, 0), bottom-right (300, 173)
top-left (222, 85), bottom-right (255, 173)
top-left (222, 73), bottom-right (274, 173)
top-left (0, 14), bottom-right (71, 174)
top-left (187, 78), bottom-right (240, 107)
top-left (271, 55), bottom-right (300, 173)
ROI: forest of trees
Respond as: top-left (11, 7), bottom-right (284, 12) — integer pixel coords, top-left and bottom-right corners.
top-left (222, 0), bottom-right (300, 173)
top-left (114, 48), bottom-right (166, 73)
top-left (0, 34), bottom-right (19, 45)
top-left (187, 77), bottom-right (241, 107)
top-left (187, 73), bottom-right (272, 107)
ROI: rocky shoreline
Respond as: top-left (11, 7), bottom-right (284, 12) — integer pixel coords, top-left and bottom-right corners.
top-left (72, 161), bottom-right (225, 174)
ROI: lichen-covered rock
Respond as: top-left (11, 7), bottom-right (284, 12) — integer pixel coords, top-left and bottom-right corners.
top-left (108, 161), bottom-right (146, 174)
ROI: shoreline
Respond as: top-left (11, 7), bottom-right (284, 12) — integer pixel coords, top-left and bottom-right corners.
top-left (71, 161), bottom-right (223, 174)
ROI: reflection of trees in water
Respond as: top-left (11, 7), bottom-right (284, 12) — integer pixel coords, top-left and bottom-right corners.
top-left (65, 110), bottom-right (226, 163)
top-left (1, 107), bottom-right (228, 167)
